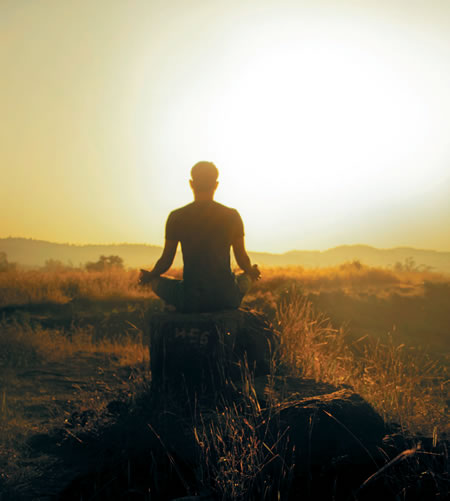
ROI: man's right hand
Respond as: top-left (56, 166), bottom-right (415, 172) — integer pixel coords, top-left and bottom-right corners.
top-left (247, 264), bottom-right (261, 281)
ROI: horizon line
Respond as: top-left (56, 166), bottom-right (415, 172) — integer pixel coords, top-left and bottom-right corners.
top-left (1, 235), bottom-right (449, 255)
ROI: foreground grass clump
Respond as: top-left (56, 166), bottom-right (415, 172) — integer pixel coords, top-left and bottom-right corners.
top-left (193, 366), bottom-right (295, 500)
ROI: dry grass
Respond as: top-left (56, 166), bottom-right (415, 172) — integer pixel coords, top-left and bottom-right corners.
top-left (257, 262), bottom-right (447, 297)
top-left (190, 289), bottom-right (448, 498)
top-left (276, 290), bottom-right (351, 383)
top-left (353, 335), bottom-right (448, 435)
top-left (1, 263), bottom-right (447, 308)
top-left (0, 265), bottom-right (448, 499)
top-left (276, 289), bottom-right (449, 436)
top-left (0, 320), bottom-right (148, 368)
top-left (0, 265), bottom-right (447, 438)
top-left (194, 366), bottom-right (295, 500)
top-left (0, 268), bottom-right (155, 307)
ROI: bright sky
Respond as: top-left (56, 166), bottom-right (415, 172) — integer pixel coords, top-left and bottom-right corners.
top-left (1, 0), bottom-right (449, 253)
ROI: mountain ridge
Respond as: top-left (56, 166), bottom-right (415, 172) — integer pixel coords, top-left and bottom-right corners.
top-left (1, 237), bottom-right (449, 273)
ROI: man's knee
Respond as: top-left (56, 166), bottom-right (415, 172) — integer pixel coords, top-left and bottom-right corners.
top-left (152, 276), bottom-right (184, 310)
top-left (236, 274), bottom-right (252, 297)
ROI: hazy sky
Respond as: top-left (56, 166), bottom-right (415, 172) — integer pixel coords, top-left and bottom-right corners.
top-left (1, 0), bottom-right (450, 253)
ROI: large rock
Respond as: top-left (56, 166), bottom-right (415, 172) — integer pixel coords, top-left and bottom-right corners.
top-left (146, 308), bottom-right (279, 394)
top-left (147, 375), bottom-right (388, 499)
top-left (219, 375), bottom-right (387, 470)
top-left (272, 378), bottom-right (386, 468)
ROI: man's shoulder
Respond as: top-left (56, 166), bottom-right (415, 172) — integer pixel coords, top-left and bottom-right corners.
top-left (211, 201), bottom-right (241, 216)
top-left (168, 202), bottom-right (196, 218)
top-left (168, 201), bottom-right (242, 225)
top-left (170, 201), bottom-right (239, 214)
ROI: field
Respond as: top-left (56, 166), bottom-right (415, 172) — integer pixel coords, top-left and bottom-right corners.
top-left (0, 264), bottom-right (448, 499)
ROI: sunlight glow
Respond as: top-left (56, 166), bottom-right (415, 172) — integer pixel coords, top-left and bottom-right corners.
top-left (143, 15), bottom-right (449, 251)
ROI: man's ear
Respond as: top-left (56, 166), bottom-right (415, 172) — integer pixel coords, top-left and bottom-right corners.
top-left (189, 179), bottom-right (194, 190)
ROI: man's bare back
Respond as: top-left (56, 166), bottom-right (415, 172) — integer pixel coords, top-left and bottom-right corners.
top-left (139, 161), bottom-right (260, 312)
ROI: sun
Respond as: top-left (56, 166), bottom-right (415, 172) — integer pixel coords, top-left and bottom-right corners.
top-left (187, 44), bottom-right (427, 234)
top-left (133, 10), bottom-right (448, 251)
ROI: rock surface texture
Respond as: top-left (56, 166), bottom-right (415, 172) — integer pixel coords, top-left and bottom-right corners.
top-left (146, 308), bottom-right (279, 393)
top-left (263, 376), bottom-right (387, 469)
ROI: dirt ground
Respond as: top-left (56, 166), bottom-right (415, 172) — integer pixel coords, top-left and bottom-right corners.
top-left (0, 352), bottom-right (149, 500)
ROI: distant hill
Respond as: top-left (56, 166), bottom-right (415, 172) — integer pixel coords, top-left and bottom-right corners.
top-left (0, 238), bottom-right (168, 269)
top-left (251, 245), bottom-right (450, 273)
top-left (1, 237), bottom-right (450, 273)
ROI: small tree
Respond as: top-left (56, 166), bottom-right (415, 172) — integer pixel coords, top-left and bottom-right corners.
top-left (0, 252), bottom-right (16, 272)
top-left (393, 257), bottom-right (431, 272)
top-left (85, 255), bottom-right (124, 272)
top-left (43, 259), bottom-right (68, 272)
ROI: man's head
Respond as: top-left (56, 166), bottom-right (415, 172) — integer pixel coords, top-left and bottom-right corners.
top-left (190, 161), bottom-right (219, 197)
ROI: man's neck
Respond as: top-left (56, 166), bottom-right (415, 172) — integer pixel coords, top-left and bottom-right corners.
top-left (193, 192), bottom-right (215, 202)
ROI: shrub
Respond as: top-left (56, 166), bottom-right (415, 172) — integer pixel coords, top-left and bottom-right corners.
top-left (85, 255), bottom-right (124, 272)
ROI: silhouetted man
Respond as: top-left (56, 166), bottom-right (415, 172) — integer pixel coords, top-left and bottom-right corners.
top-left (139, 161), bottom-right (260, 313)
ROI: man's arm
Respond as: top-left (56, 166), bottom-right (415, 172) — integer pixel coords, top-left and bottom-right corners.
top-left (139, 239), bottom-right (178, 285)
top-left (232, 236), bottom-right (260, 281)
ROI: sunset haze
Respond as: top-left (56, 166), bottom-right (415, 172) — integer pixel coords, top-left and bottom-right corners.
top-left (1, 0), bottom-right (450, 253)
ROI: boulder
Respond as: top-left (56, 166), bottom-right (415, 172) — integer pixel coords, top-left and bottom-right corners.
top-left (211, 375), bottom-right (386, 471)
top-left (276, 383), bottom-right (387, 469)
top-left (146, 308), bottom-right (278, 394)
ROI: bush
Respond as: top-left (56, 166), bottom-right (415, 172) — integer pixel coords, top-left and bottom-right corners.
top-left (85, 255), bottom-right (124, 272)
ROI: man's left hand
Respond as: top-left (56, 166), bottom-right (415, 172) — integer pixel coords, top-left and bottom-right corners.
top-left (139, 269), bottom-right (155, 286)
